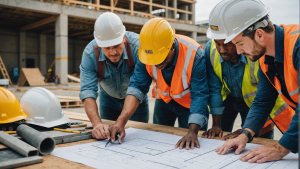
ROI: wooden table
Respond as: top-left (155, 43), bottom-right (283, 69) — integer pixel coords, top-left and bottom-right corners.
top-left (10, 112), bottom-right (277, 168)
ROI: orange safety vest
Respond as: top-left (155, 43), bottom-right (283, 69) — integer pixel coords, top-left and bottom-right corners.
top-left (259, 24), bottom-right (298, 133)
top-left (146, 35), bottom-right (203, 108)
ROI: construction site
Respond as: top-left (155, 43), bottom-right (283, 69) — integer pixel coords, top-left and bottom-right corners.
top-left (0, 0), bottom-right (298, 168)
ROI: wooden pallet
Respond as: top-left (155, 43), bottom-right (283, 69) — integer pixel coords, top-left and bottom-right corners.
top-left (0, 55), bottom-right (12, 86)
top-left (57, 95), bottom-right (83, 108)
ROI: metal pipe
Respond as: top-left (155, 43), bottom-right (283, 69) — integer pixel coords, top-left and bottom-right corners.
top-left (0, 131), bottom-right (38, 157)
top-left (0, 156), bottom-right (43, 169)
top-left (17, 124), bottom-right (55, 155)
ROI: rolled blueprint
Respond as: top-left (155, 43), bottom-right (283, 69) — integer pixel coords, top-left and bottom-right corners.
top-left (0, 131), bottom-right (38, 157)
top-left (17, 124), bottom-right (55, 155)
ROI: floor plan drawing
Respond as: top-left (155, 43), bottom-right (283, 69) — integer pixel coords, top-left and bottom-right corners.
top-left (51, 128), bottom-right (298, 169)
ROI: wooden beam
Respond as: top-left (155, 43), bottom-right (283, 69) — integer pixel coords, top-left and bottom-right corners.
top-left (178, 0), bottom-right (196, 4)
top-left (110, 0), bottom-right (114, 12)
top-left (78, 34), bottom-right (94, 39)
top-left (96, 0), bottom-right (100, 10)
top-left (130, 0), bottom-right (134, 15)
top-left (114, 0), bottom-right (118, 7)
top-left (149, 0), bottom-right (152, 17)
top-left (20, 16), bottom-right (56, 31)
top-left (69, 31), bottom-right (90, 37)
top-left (41, 29), bottom-right (55, 34)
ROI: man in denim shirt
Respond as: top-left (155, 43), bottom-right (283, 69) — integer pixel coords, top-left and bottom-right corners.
top-left (79, 12), bottom-right (149, 140)
top-left (107, 18), bottom-right (211, 150)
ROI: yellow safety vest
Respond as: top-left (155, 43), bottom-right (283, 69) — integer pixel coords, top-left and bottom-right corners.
top-left (209, 40), bottom-right (291, 134)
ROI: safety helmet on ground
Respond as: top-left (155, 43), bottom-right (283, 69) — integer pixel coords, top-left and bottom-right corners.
top-left (94, 12), bottom-right (126, 47)
top-left (216, 0), bottom-right (271, 44)
top-left (20, 87), bottom-right (70, 128)
top-left (139, 18), bottom-right (175, 65)
top-left (206, 0), bottom-right (230, 40)
top-left (0, 87), bottom-right (27, 124)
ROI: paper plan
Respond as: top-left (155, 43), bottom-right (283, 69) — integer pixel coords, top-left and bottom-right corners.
top-left (51, 128), bottom-right (298, 169)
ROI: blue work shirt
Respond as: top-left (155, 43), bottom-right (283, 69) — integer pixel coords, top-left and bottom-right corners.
top-left (243, 24), bottom-right (299, 153)
top-left (204, 39), bottom-right (248, 114)
top-left (79, 31), bottom-right (146, 101)
top-left (127, 38), bottom-right (210, 127)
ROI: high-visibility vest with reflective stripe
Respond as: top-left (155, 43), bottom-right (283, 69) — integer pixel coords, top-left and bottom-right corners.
top-left (210, 40), bottom-right (294, 134)
top-left (260, 24), bottom-right (299, 109)
top-left (146, 34), bottom-right (203, 108)
top-left (259, 24), bottom-right (298, 133)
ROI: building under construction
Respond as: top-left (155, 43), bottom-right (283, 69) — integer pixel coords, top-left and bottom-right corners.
top-left (0, 0), bottom-right (208, 84)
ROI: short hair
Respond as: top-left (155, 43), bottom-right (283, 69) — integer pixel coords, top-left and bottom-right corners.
top-left (245, 19), bottom-right (275, 40)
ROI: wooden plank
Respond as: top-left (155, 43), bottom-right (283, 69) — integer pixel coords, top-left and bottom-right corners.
top-left (130, 0), bottom-right (133, 15)
top-left (67, 75), bottom-right (80, 83)
top-left (0, 56), bottom-right (12, 86)
top-left (41, 29), bottom-right (55, 34)
top-left (69, 31), bottom-right (90, 37)
top-left (20, 16), bottom-right (56, 31)
top-left (17, 68), bottom-right (45, 86)
top-left (113, 0), bottom-right (118, 7)
top-left (56, 95), bottom-right (81, 100)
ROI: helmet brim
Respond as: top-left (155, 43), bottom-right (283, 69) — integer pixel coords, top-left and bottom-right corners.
top-left (206, 28), bottom-right (227, 40)
top-left (138, 46), bottom-right (171, 65)
top-left (94, 27), bottom-right (126, 47)
top-left (0, 109), bottom-right (27, 124)
top-left (25, 111), bottom-right (70, 128)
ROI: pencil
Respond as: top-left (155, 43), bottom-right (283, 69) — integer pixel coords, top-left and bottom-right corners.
top-left (54, 128), bottom-right (81, 134)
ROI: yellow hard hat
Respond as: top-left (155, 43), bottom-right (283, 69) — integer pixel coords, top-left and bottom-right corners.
top-left (0, 87), bottom-right (27, 124)
top-left (139, 18), bottom-right (175, 65)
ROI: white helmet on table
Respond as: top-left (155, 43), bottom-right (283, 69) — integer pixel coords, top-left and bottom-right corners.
top-left (20, 87), bottom-right (70, 128)
top-left (209, 0), bottom-right (271, 43)
top-left (94, 12), bottom-right (126, 47)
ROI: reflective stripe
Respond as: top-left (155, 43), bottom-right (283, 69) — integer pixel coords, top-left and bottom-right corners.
top-left (172, 89), bottom-right (190, 98)
top-left (250, 61), bottom-right (258, 86)
top-left (243, 91), bottom-right (256, 99)
top-left (155, 86), bottom-right (159, 98)
top-left (158, 87), bottom-right (169, 96)
top-left (177, 38), bottom-right (198, 50)
top-left (210, 48), bottom-right (216, 67)
top-left (290, 30), bottom-right (300, 35)
top-left (289, 87), bottom-right (299, 96)
top-left (274, 103), bottom-right (289, 116)
top-left (277, 90), bottom-right (282, 94)
top-left (182, 48), bottom-right (193, 90)
top-left (153, 65), bottom-right (157, 82)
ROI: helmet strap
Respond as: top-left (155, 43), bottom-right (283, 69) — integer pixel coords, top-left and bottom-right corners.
top-left (242, 15), bottom-right (269, 36)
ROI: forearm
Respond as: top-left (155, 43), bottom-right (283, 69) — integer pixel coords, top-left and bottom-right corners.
top-left (115, 95), bottom-right (140, 126)
top-left (84, 98), bottom-right (102, 126)
top-left (212, 115), bottom-right (222, 127)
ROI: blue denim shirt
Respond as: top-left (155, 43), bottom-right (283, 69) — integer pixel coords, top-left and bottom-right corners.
top-left (204, 40), bottom-right (248, 114)
top-left (127, 38), bottom-right (210, 127)
top-left (79, 31), bottom-right (144, 101)
top-left (243, 24), bottom-right (299, 152)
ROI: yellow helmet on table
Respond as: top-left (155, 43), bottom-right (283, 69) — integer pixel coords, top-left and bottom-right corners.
top-left (139, 18), bottom-right (175, 65)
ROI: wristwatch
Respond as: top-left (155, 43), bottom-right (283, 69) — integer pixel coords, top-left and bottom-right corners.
top-left (239, 129), bottom-right (253, 143)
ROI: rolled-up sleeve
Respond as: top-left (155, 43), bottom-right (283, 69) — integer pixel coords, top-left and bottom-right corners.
top-left (79, 48), bottom-right (99, 101)
top-left (204, 40), bottom-right (224, 115)
top-left (126, 59), bottom-right (153, 103)
top-left (188, 48), bottom-right (210, 127)
top-left (243, 66), bottom-right (278, 135)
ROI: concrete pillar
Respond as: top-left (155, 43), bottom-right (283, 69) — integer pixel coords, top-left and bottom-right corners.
top-left (165, 0), bottom-right (168, 18)
top-left (55, 14), bottom-right (68, 85)
top-left (40, 34), bottom-right (47, 75)
top-left (173, 0), bottom-right (177, 19)
top-left (191, 3), bottom-right (195, 24)
top-left (191, 31), bottom-right (197, 41)
top-left (19, 31), bottom-right (26, 68)
top-left (179, 5), bottom-right (188, 21)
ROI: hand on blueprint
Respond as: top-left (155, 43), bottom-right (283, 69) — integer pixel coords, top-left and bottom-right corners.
top-left (240, 143), bottom-right (291, 163)
top-left (215, 134), bottom-right (248, 155)
top-left (202, 126), bottom-right (223, 139)
top-left (92, 123), bottom-right (110, 139)
top-left (175, 124), bottom-right (200, 150)
top-left (109, 124), bottom-right (126, 144)
top-left (222, 129), bottom-right (242, 140)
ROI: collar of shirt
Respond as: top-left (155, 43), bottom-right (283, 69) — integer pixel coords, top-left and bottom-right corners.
top-left (264, 24), bottom-right (284, 64)
top-left (164, 38), bottom-right (179, 71)
top-left (98, 43), bottom-right (129, 67)
top-left (219, 53), bottom-right (248, 66)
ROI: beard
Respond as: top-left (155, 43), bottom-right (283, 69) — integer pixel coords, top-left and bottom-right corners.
top-left (243, 40), bottom-right (266, 62)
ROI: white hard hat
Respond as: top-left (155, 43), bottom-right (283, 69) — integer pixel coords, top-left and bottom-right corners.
top-left (206, 0), bottom-right (229, 40)
top-left (94, 12), bottom-right (126, 47)
top-left (219, 0), bottom-right (271, 44)
top-left (20, 87), bottom-right (70, 128)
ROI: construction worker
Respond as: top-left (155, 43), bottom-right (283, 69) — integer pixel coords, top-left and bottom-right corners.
top-left (79, 12), bottom-right (149, 140)
top-left (101, 18), bottom-right (210, 150)
top-left (202, 0), bottom-right (294, 140)
top-left (212, 0), bottom-right (299, 163)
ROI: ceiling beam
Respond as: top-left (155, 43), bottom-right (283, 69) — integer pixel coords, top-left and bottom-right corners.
top-left (78, 34), bottom-right (93, 39)
top-left (20, 15), bottom-right (56, 31)
top-left (41, 29), bottom-right (55, 34)
top-left (69, 31), bottom-right (90, 37)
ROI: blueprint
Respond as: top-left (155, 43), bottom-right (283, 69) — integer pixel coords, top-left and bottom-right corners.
top-left (51, 128), bottom-right (298, 169)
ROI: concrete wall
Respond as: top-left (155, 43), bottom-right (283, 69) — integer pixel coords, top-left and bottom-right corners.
top-left (0, 27), bottom-right (89, 81)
